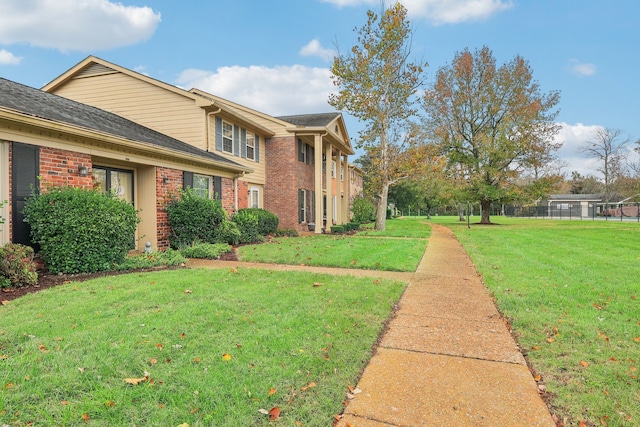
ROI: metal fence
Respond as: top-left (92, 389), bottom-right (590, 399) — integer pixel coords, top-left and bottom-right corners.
top-left (501, 203), bottom-right (640, 221)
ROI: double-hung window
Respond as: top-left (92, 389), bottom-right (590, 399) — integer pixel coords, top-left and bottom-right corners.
top-left (331, 161), bottom-right (336, 178)
top-left (222, 121), bottom-right (233, 153)
top-left (193, 174), bottom-right (211, 198)
top-left (250, 186), bottom-right (260, 208)
top-left (246, 133), bottom-right (255, 160)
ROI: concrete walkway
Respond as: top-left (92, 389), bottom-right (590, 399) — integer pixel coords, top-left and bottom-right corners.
top-left (188, 224), bottom-right (556, 426)
top-left (336, 224), bottom-right (555, 427)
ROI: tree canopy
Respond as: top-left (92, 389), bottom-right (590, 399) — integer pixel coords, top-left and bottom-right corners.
top-left (422, 46), bottom-right (561, 223)
top-left (329, 2), bottom-right (427, 230)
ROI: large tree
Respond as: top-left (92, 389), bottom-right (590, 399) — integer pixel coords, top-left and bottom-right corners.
top-left (423, 46), bottom-right (561, 224)
top-left (579, 127), bottom-right (631, 202)
top-left (329, 2), bottom-right (427, 231)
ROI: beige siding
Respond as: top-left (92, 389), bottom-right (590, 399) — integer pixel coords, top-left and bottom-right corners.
top-left (51, 73), bottom-right (207, 150)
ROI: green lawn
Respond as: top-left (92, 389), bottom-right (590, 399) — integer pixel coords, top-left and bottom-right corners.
top-left (0, 268), bottom-right (405, 426)
top-left (238, 219), bottom-right (430, 271)
top-left (430, 216), bottom-right (640, 427)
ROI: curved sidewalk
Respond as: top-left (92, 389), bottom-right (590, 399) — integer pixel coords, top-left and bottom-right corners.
top-left (336, 224), bottom-right (555, 426)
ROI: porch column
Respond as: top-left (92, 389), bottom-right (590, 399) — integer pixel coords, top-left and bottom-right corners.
top-left (0, 141), bottom-right (9, 245)
top-left (334, 149), bottom-right (342, 225)
top-left (313, 134), bottom-right (323, 234)
top-left (342, 153), bottom-right (350, 222)
top-left (325, 143), bottom-right (334, 229)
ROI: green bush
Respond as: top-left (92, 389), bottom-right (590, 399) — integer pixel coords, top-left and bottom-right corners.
top-left (23, 186), bottom-right (139, 274)
top-left (349, 222), bottom-right (361, 231)
top-left (239, 208), bottom-right (279, 235)
top-left (114, 248), bottom-right (186, 271)
top-left (231, 209), bottom-right (264, 244)
top-left (180, 243), bottom-right (231, 259)
top-left (214, 220), bottom-right (241, 245)
top-left (331, 225), bottom-right (345, 234)
top-left (165, 189), bottom-right (227, 247)
top-left (0, 243), bottom-right (38, 288)
top-left (352, 195), bottom-right (375, 223)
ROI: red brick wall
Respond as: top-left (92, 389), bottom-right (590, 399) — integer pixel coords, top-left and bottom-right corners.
top-left (221, 177), bottom-right (235, 214)
top-left (265, 136), bottom-right (298, 229)
top-left (156, 167), bottom-right (183, 249)
top-left (237, 180), bottom-right (249, 210)
top-left (39, 147), bottom-right (93, 189)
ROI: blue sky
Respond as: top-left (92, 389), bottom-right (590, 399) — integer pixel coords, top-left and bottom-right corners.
top-left (1, 0), bottom-right (638, 178)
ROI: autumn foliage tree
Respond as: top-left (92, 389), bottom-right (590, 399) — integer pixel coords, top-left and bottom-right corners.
top-left (330, 2), bottom-right (427, 231)
top-left (422, 46), bottom-right (561, 224)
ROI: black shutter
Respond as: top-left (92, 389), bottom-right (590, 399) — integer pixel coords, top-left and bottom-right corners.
top-left (183, 171), bottom-right (194, 190)
top-left (298, 189), bottom-right (304, 223)
top-left (12, 143), bottom-right (39, 247)
top-left (213, 176), bottom-right (222, 200)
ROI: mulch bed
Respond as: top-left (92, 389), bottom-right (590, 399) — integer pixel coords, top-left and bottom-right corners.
top-left (1, 249), bottom-right (240, 304)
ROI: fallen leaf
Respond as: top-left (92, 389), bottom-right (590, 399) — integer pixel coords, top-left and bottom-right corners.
top-left (313, 282), bottom-right (323, 287)
top-left (124, 377), bottom-right (147, 386)
top-left (193, 357), bottom-right (201, 363)
top-left (176, 424), bottom-right (190, 427)
top-left (579, 421), bottom-right (587, 427)
top-left (156, 343), bottom-right (163, 349)
top-left (0, 355), bottom-right (7, 360)
top-left (596, 329), bottom-right (609, 342)
top-left (580, 361), bottom-right (589, 368)
top-left (105, 400), bottom-right (115, 407)
top-left (61, 401), bottom-right (71, 405)
top-left (82, 413), bottom-right (89, 422)
top-left (593, 303), bottom-right (604, 310)
top-left (268, 406), bottom-right (280, 421)
top-left (268, 387), bottom-right (277, 396)
top-left (222, 353), bottom-right (232, 361)
top-left (1, 300), bottom-right (9, 306)
top-left (533, 374), bottom-right (541, 382)
top-left (301, 382), bottom-right (316, 391)
top-left (150, 358), bottom-right (158, 365)
top-left (634, 337), bottom-right (640, 343)
top-left (546, 337), bottom-right (555, 343)
top-left (183, 289), bottom-right (192, 294)
top-left (531, 345), bottom-right (542, 351)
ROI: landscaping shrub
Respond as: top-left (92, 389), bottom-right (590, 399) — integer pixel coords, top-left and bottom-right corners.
top-left (231, 209), bottom-right (264, 244)
top-left (114, 248), bottom-right (186, 271)
top-left (331, 225), bottom-right (345, 234)
top-left (0, 243), bottom-right (38, 288)
top-left (352, 195), bottom-right (375, 223)
top-left (23, 186), bottom-right (139, 274)
top-left (214, 220), bottom-right (241, 245)
top-left (242, 208), bottom-right (279, 235)
top-left (180, 243), bottom-right (231, 259)
top-left (349, 222), bottom-right (361, 231)
top-left (165, 189), bottom-right (227, 247)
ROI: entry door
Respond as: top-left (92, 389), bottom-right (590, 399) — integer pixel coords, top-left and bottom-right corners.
top-left (11, 143), bottom-right (39, 246)
top-left (93, 167), bottom-right (134, 205)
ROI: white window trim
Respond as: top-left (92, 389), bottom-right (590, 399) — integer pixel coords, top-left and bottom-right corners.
top-left (246, 132), bottom-right (255, 160)
top-left (331, 161), bottom-right (336, 178)
top-left (194, 173), bottom-right (212, 199)
top-left (222, 121), bottom-right (233, 154)
top-left (250, 186), bottom-right (260, 208)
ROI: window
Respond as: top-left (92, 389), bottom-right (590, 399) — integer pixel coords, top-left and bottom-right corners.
top-left (93, 166), bottom-right (134, 204)
top-left (250, 186), bottom-right (260, 208)
top-left (193, 174), bottom-right (211, 198)
top-left (298, 138), bottom-right (307, 163)
top-left (222, 121), bottom-right (233, 153)
top-left (246, 132), bottom-right (255, 160)
top-left (298, 189), bottom-right (307, 223)
top-left (340, 163), bottom-right (344, 181)
top-left (331, 161), bottom-right (336, 178)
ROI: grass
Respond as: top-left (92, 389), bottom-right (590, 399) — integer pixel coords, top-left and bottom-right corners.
top-left (0, 268), bottom-right (405, 426)
top-left (430, 216), bottom-right (640, 426)
top-left (238, 219), bottom-right (430, 271)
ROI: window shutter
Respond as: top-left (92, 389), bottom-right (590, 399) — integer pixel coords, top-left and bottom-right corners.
top-left (298, 189), bottom-right (304, 223)
top-left (311, 191), bottom-right (316, 222)
top-left (241, 128), bottom-right (247, 159)
top-left (297, 139), bottom-right (303, 162)
top-left (255, 135), bottom-right (260, 162)
top-left (233, 125), bottom-right (240, 157)
top-left (183, 171), bottom-right (194, 190)
top-left (310, 145), bottom-right (315, 166)
top-left (215, 117), bottom-right (222, 151)
top-left (213, 176), bottom-right (222, 200)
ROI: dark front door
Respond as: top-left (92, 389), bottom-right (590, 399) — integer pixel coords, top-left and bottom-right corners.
top-left (12, 143), bottom-right (39, 246)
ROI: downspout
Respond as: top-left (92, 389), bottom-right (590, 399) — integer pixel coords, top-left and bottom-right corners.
top-left (205, 107), bottom-right (222, 152)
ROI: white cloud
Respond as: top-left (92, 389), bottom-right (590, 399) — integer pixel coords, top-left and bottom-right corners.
top-left (554, 122), bottom-right (602, 176)
top-left (300, 39), bottom-right (337, 62)
top-left (176, 65), bottom-right (335, 116)
top-left (0, 0), bottom-right (161, 52)
top-left (567, 59), bottom-right (597, 76)
top-left (0, 49), bottom-right (22, 65)
top-left (320, 0), bottom-right (513, 24)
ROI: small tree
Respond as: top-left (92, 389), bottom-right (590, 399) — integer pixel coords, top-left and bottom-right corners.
top-left (579, 128), bottom-right (631, 203)
top-left (330, 2), bottom-right (427, 231)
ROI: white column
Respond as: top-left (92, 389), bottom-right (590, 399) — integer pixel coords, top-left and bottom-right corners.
top-left (314, 135), bottom-right (323, 234)
top-left (325, 143), bottom-right (333, 229)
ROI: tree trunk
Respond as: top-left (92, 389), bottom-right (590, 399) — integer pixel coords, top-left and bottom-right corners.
top-left (480, 200), bottom-right (492, 224)
top-left (458, 203), bottom-right (465, 222)
top-left (375, 183), bottom-right (390, 231)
